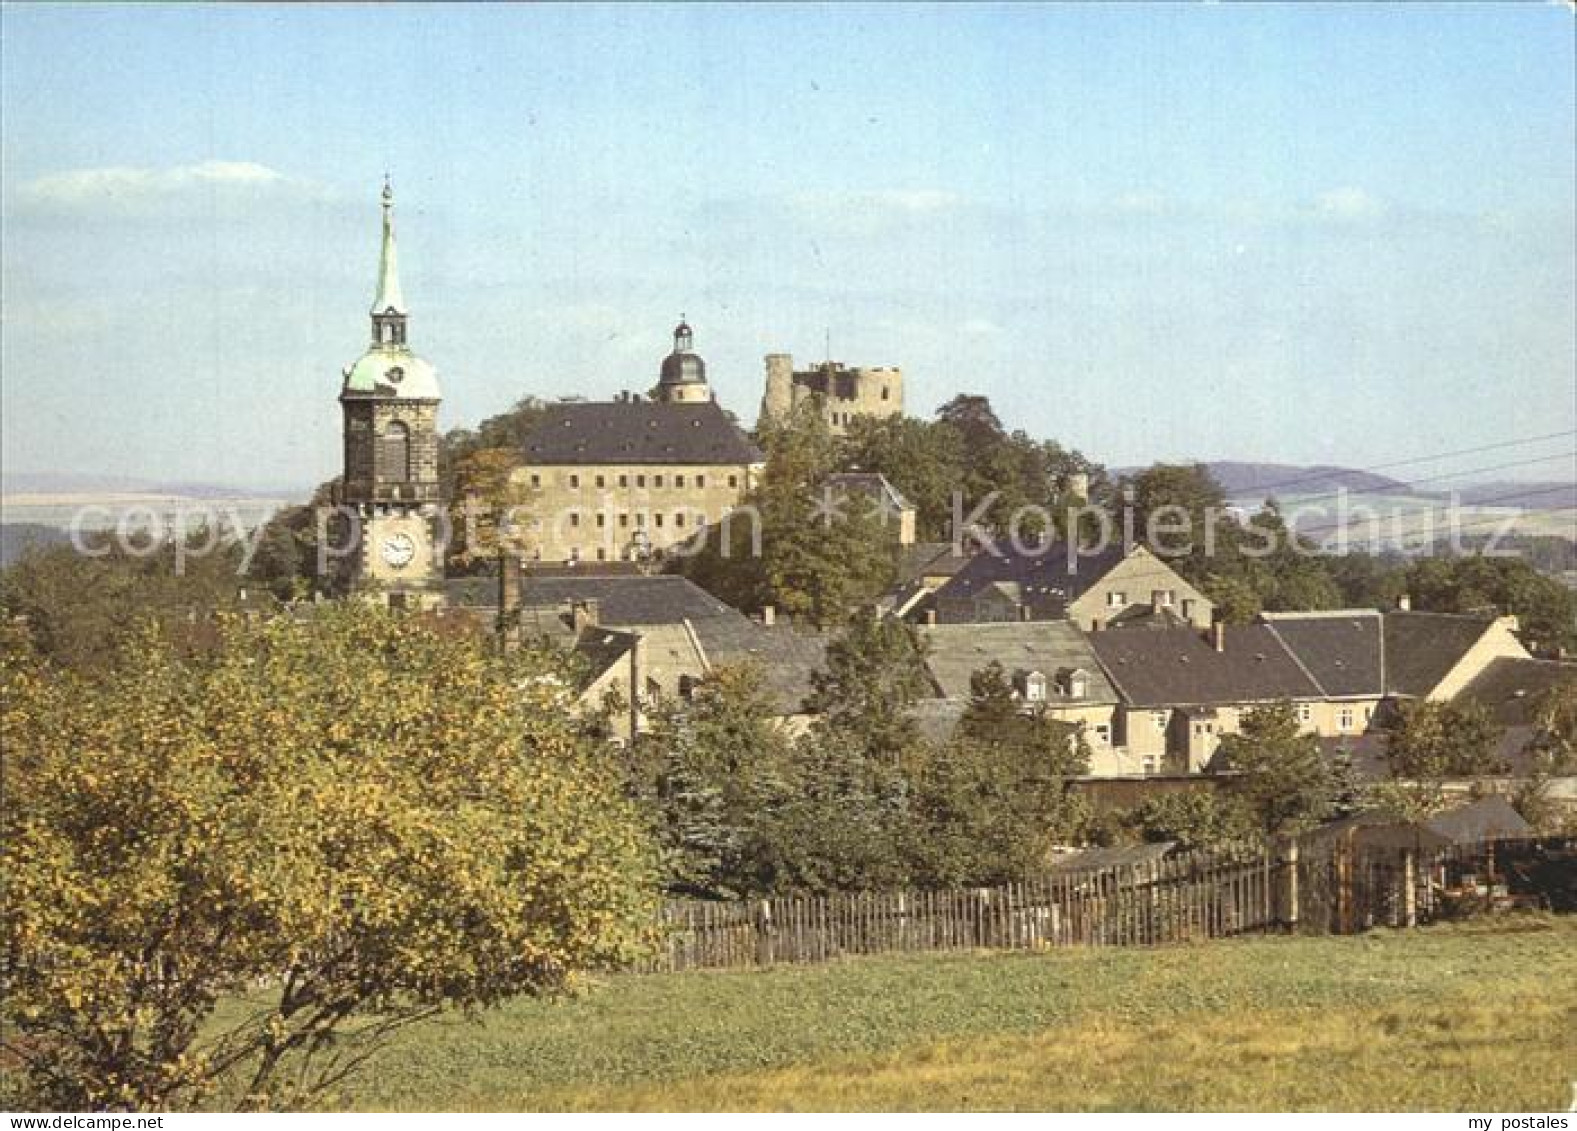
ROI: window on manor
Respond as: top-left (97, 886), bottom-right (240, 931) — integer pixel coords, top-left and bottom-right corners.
top-left (596, 474), bottom-right (606, 489)
top-left (569, 474), bottom-right (580, 489)
top-left (378, 420), bottom-right (411, 483)
top-left (676, 475), bottom-right (686, 487)
top-left (1339, 709), bottom-right (1354, 731)
top-left (728, 474), bottom-right (738, 488)
top-left (674, 512), bottom-right (686, 527)
top-left (654, 514), bottom-right (664, 528)
top-left (636, 475), bottom-right (646, 488)
top-left (618, 475), bottom-right (628, 488)
top-left (696, 474), bottom-right (706, 488)
top-left (618, 513), bottom-right (629, 528)
top-left (1107, 591), bottom-right (1127, 609)
top-left (569, 512), bottom-right (580, 527)
top-left (596, 513), bottom-right (606, 528)
top-left (530, 473), bottom-right (541, 489)
top-left (655, 475), bottom-right (664, 488)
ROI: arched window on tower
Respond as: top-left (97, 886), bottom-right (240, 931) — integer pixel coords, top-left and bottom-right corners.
top-left (378, 420), bottom-right (411, 483)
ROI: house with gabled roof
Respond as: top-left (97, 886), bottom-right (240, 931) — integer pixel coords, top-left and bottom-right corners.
top-left (918, 541), bottom-right (1212, 630)
top-left (1088, 623), bottom-right (1324, 773)
top-left (916, 620), bottom-right (1129, 774)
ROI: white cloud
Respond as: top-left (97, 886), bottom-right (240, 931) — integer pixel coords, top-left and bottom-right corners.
top-left (787, 188), bottom-right (962, 229)
top-left (16, 161), bottom-right (327, 212)
top-left (1313, 186), bottom-right (1386, 223)
top-left (960, 317), bottom-right (1001, 337)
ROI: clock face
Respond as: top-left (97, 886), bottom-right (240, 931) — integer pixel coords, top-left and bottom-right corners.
top-left (379, 532), bottom-right (417, 569)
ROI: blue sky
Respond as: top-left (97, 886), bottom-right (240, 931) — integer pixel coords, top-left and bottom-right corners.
top-left (2, 3), bottom-right (1573, 493)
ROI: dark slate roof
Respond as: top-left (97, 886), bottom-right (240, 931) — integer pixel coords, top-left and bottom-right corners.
top-left (934, 540), bottom-right (1127, 610)
top-left (1089, 625), bottom-right (1320, 708)
top-left (895, 541), bottom-right (973, 584)
top-left (521, 400), bottom-right (762, 466)
top-left (689, 616), bottom-right (830, 714)
top-left (825, 472), bottom-right (912, 512)
top-left (573, 626), bottom-right (637, 687)
top-left (1422, 795), bottom-right (1534, 844)
top-left (1454, 657), bottom-right (1577, 726)
top-left (919, 621), bottom-right (1118, 703)
top-left (1262, 611), bottom-right (1385, 698)
top-left (516, 575), bottom-right (748, 626)
top-left (1384, 611), bottom-right (1496, 697)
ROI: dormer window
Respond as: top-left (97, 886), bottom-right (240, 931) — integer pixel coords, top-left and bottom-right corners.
top-left (1019, 670), bottom-right (1048, 702)
top-left (1057, 667), bottom-right (1089, 699)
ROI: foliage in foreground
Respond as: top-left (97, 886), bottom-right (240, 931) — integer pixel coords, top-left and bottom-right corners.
top-left (0, 607), bottom-right (657, 1111)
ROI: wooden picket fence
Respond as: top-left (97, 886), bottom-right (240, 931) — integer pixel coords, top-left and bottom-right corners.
top-left (644, 842), bottom-right (1280, 972)
top-left (641, 835), bottom-right (1571, 972)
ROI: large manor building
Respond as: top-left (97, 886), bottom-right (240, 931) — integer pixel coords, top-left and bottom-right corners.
top-left (513, 321), bottom-right (764, 564)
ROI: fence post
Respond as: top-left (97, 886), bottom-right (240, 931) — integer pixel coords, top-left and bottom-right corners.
top-left (1280, 837), bottom-right (1300, 932)
top-left (1402, 849), bottom-right (1417, 928)
top-left (755, 898), bottom-right (775, 967)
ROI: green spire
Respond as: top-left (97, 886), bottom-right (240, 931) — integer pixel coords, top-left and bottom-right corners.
top-left (371, 176), bottom-right (407, 316)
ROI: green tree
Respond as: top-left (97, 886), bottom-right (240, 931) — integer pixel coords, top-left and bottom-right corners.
top-left (637, 662), bottom-right (794, 898)
top-left (1215, 702), bottom-right (1340, 835)
top-left (804, 609), bottom-right (930, 766)
top-left (678, 401), bottom-right (893, 625)
top-left (1379, 699), bottom-right (1506, 818)
top-left (1116, 790), bottom-right (1257, 850)
top-left (1, 606), bottom-right (655, 1110)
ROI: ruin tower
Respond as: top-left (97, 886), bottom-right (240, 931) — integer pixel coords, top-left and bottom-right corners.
top-left (757, 352), bottom-right (903, 435)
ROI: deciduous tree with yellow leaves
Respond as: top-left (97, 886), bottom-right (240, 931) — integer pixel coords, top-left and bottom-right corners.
top-left (0, 605), bottom-right (656, 1111)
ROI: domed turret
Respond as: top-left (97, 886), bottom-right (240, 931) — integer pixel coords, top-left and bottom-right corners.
top-left (656, 317), bottom-right (710, 403)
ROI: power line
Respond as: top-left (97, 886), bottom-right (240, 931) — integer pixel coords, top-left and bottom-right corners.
top-left (1118, 428), bottom-right (1577, 500)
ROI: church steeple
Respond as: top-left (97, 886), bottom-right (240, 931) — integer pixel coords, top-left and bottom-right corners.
top-left (370, 176), bottom-right (408, 347)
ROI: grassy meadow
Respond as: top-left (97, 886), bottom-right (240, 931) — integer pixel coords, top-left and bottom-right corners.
top-left (242, 916), bottom-right (1577, 1111)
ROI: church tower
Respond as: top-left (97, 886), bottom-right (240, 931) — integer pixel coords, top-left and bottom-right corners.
top-left (338, 179), bottom-right (444, 607)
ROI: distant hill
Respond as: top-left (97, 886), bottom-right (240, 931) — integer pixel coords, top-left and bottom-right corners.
top-left (1, 471), bottom-right (306, 500)
top-left (1453, 480), bottom-right (1577, 511)
top-left (1114, 461), bottom-right (1413, 498)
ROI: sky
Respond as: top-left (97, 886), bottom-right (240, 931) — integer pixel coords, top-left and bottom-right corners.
top-left (2, 3), bottom-right (1574, 495)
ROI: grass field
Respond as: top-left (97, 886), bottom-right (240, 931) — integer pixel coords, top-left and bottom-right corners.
top-left (254, 916), bottom-right (1577, 1111)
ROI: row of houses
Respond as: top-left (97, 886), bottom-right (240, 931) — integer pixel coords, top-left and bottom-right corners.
top-left (455, 535), bottom-right (1573, 789)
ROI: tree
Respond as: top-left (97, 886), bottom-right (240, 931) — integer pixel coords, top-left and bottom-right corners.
top-left (1, 606), bottom-right (655, 1110)
top-left (0, 533), bottom-right (252, 672)
top-left (1402, 555), bottom-right (1577, 655)
top-left (680, 400), bottom-right (894, 625)
top-left (448, 446), bottom-right (531, 570)
top-left (1115, 790), bottom-right (1257, 851)
top-left (636, 662), bottom-right (794, 898)
top-left (838, 414), bottom-right (965, 541)
top-left (804, 609), bottom-right (930, 766)
top-left (1215, 702), bottom-right (1340, 835)
top-left (1380, 699), bottom-right (1506, 818)
top-left (958, 661), bottom-right (1089, 780)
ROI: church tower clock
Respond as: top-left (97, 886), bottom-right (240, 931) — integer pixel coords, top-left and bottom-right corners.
top-left (338, 179), bottom-right (444, 607)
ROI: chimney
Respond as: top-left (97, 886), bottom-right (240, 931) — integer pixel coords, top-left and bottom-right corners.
top-left (498, 551), bottom-right (523, 651)
top-left (1397, 593), bottom-right (1412, 612)
top-left (761, 604), bottom-right (776, 627)
top-left (571, 598), bottom-right (600, 632)
top-left (1212, 620), bottom-right (1226, 653)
